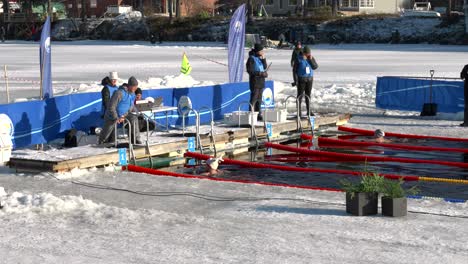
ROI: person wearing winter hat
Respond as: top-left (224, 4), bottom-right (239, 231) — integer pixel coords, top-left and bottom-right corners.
top-left (246, 43), bottom-right (268, 121)
top-left (290, 41), bottom-right (302, 87)
top-left (374, 129), bottom-right (390, 143)
top-left (133, 87), bottom-right (156, 132)
top-left (99, 72), bottom-right (120, 143)
top-left (99, 76), bottom-right (141, 145)
top-left (202, 157), bottom-right (224, 176)
top-left (293, 45), bottom-right (318, 117)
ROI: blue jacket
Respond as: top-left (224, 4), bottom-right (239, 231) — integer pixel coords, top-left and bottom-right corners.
top-left (105, 85), bottom-right (135, 121)
top-left (296, 57), bottom-right (314, 78)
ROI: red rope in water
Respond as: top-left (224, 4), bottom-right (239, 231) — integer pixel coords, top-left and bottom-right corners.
top-left (338, 126), bottom-right (468, 142)
top-left (300, 134), bottom-right (468, 153)
top-left (184, 152), bottom-right (420, 181)
top-left (265, 142), bottom-right (468, 169)
top-left (124, 164), bottom-right (343, 192)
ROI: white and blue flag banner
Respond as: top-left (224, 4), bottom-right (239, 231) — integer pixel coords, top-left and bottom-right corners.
top-left (228, 4), bottom-right (246, 83)
top-left (40, 16), bottom-right (53, 99)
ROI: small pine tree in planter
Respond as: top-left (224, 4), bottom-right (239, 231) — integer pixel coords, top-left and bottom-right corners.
top-left (340, 173), bottom-right (385, 216)
top-left (381, 179), bottom-right (418, 217)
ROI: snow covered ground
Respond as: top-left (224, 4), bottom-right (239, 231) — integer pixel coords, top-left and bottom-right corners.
top-left (0, 168), bottom-right (467, 264)
top-left (1, 41), bottom-right (468, 262)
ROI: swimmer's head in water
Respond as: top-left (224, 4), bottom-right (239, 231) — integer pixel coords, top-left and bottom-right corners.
top-left (206, 157), bottom-right (224, 170)
top-left (374, 129), bottom-right (385, 138)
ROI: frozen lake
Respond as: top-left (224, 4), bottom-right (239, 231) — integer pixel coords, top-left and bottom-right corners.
top-left (1, 40), bottom-right (468, 104)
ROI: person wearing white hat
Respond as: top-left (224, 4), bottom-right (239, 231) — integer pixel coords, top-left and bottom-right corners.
top-left (374, 129), bottom-right (390, 143)
top-left (100, 71), bottom-right (120, 143)
top-left (203, 157), bottom-right (224, 176)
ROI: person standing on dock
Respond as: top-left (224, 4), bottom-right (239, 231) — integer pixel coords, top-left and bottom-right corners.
top-left (246, 43), bottom-right (268, 121)
top-left (460, 64), bottom-right (468, 127)
top-left (100, 72), bottom-right (120, 143)
top-left (99, 76), bottom-right (141, 145)
top-left (290, 41), bottom-right (302, 87)
top-left (293, 45), bottom-right (318, 117)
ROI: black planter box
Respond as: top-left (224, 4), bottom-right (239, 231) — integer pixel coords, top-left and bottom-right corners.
top-left (420, 103), bottom-right (437, 116)
top-left (346, 192), bottom-right (378, 216)
top-left (382, 197), bottom-right (407, 217)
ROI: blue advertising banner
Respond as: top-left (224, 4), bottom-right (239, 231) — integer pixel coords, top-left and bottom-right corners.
top-left (228, 4), bottom-right (246, 83)
top-left (0, 81), bottom-right (274, 149)
top-left (40, 16), bottom-right (53, 99)
top-left (376, 77), bottom-right (464, 113)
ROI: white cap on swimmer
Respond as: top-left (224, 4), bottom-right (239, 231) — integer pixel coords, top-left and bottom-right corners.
top-left (374, 129), bottom-right (385, 138)
top-left (206, 157), bottom-right (224, 170)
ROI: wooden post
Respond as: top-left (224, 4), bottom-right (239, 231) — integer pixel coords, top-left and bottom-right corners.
top-left (4, 65), bottom-right (9, 103)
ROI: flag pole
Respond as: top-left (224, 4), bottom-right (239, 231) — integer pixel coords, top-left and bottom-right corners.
top-left (4, 65), bottom-right (10, 103)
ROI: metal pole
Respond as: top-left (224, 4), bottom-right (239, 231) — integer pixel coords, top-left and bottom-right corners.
top-left (4, 65), bottom-right (9, 103)
top-left (429, 70), bottom-right (435, 104)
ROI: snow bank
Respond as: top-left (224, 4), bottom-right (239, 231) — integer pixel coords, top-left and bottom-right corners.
top-left (69, 74), bottom-right (217, 94)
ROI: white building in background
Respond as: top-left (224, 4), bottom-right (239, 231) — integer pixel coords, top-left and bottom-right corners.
top-left (262, 0), bottom-right (412, 16)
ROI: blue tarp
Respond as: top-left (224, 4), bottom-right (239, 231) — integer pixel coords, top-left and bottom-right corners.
top-left (376, 76), bottom-right (464, 113)
top-left (0, 81), bottom-right (274, 149)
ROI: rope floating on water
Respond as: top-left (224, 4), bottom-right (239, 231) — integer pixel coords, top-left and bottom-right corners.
top-left (124, 164), bottom-right (343, 192)
top-left (300, 134), bottom-right (468, 153)
top-left (265, 142), bottom-right (468, 169)
top-left (338, 126), bottom-right (468, 142)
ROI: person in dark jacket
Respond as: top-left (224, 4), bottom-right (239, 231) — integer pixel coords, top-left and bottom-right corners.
top-left (99, 76), bottom-right (141, 145)
top-left (1, 26), bottom-right (5, 43)
top-left (99, 72), bottom-right (120, 143)
top-left (291, 41), bottom-right (302, 87)
top-left (134, 88), bottom-right (156, 132)
top-left (461, 64), bottom-right (468, 127)
top-left (293, 45), bottom-right (318, 117)
top-left (101, 72), bottom-right (120, 118)
top-left (246, 43), bottom-right (268, 121)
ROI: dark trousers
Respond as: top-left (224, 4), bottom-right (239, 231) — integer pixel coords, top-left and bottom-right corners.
top-left (99, 114), bottom-right (140, 144)
top-left (249, 87), bottom-right (264, 114)
top-left (297, 77), bottom-right (313, 115)
top-left (292, 69), bottom-right (298, 85)
top-left (464, 82), bottom-right (468, 123)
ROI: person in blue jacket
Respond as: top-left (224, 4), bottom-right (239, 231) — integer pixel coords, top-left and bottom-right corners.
top-left (99, 76), bottom-right (141, 145)
top-left (246, 43), bottom-right (268, 121)
top-left (100, 72), bottom-right (120, 143)
top-left (293, 45), bottom-right (318, 117)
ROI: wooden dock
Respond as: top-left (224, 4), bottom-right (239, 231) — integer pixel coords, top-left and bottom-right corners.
top-left (8, 113), bottom-right (350, 172)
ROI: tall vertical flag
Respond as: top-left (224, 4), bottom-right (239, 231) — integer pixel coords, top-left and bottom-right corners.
top-left (40, 16), bottom-right (52, 99)
top-left (228, 4), bottom-right (246, 83)
top-left (181, 53), bottom-right (192, 75)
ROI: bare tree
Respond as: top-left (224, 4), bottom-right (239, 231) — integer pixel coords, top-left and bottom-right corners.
top-left (81, 0), bottom-right (87, 21)
top-left (176, 0), bottom-right (180, 17)
top-left (2, 0), bottom-right (8, 15)
top-left (247, 0), bottom-right (253, 23)
top-left (332, 0), bottom-right (338, 16)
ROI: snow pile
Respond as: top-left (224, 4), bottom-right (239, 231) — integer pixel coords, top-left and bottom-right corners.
top-left (70, 74), bottom-right (216, 94)
top-left (274, 80), bottom-right (378, 114)
top-left (0, 187), bottom-right (140, 223)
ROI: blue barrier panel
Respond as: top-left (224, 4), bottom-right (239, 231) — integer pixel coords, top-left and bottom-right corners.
top-left (376, 77), bottom-right (464, 113)
top-left (0, 81), bottom-right (274, 148)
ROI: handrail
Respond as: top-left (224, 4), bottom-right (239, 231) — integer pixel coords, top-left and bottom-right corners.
top-left (238, 101), bottom-right (258, 147)
top-left (284, 95), bottom-right (301, 132)
top-left (182, 108), bottom-right (201, 153)
top-left (199, 106), bottom-right (217, 156)
top-left (297, 93), bottom-right (313, 136)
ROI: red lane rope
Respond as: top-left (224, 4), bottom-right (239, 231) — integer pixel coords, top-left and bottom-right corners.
top-left (301, 134), bottom-right (468, 153)
top-left (184, 152), bottom-right (420, 181)
top-left (265, 142), bottom-right (468, 169)
top-left (124, 164), bottom-right (343, 192)
top-left (338, 126), bottom-right (468, 142)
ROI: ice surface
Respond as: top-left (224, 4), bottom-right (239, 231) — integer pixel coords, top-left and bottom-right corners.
top-left (1, 41), bottom-right (468, 263)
